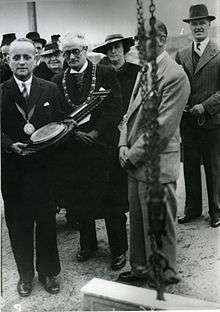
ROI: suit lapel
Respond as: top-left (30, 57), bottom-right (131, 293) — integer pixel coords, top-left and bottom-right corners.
top-left (82, 60), bottom-right (93, 101)
top-left (182, 45), bottom-right (194, 78)
top-left (29, 76), bottom-right (44, 110)
top-left (126, 54), bottom-right (167, 121)
top-left (195, 41), bottom-right (220, 74)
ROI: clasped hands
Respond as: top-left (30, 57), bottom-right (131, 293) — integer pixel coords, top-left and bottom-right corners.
top-left (119, 146), bottom-right (134, 169)
top-left (189, 104), bottom-right (205, 116)
top-left (9, 142), bottom-right (32, 156)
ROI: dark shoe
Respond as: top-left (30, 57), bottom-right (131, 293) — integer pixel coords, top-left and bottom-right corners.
top-left (17, 279), bottom-right (32, 297)
top-left (76, 248), bottom-right (96, 262)
top-left (178, 214), bottom-right (201, 224)
top-left (117, 271), bottom-right (146, 283)
top-left (38, 275), bottom-right (60, 294)
top-left (165, 275), bottom-right (181, 285)
top-left (210, 218), bottom-right (220, 228)
top-left (111, 253), bottom-right (126, 270)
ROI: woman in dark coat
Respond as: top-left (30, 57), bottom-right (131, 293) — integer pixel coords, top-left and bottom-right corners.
top-left (93, 34), bottom-right (140, 220)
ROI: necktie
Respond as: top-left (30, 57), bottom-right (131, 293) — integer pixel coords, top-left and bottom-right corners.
top-left (196, 42), bottom-right (201, 51)
top-left (22, 82), bottom-right (29, 102)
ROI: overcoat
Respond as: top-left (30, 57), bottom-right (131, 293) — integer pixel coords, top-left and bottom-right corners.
top-left (52, 60), bottom-right (123, 218)
top-left (119, 51), bottom-right (190, 277)
top-left (119, 52), bottom-right (191, 183)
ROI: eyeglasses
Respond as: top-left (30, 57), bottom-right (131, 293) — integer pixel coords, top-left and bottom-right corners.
top-left (64, 48), bottom-right (85, 58)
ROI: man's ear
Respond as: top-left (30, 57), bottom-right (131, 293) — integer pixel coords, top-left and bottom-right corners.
top-left (6, 54), bottom-right (10, 64)
top-left (158, 35), bottom-right (166, 47)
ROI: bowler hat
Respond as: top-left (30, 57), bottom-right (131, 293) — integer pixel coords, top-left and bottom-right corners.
top-left (41, 42), bottom-right (61, 56)
top-left (51, 34), bottom-right (60, 43)
top-left (183, 4), bottom-right (215, 23)
top-left (93, 34), bottom-right (135, 54)
top-left (1, 33), bottom-right (16, 47)
top-left (26, 32), bottom-right (46, 46)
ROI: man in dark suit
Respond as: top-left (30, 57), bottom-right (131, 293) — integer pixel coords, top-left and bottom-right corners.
top-left (0, 33), bottom-right (16, 83)
top-left (1, 38), bottom-right (63, 297)
top-left (52, 32), bottom-right (127, 270)
top-left (118, 20), bottom-right (190, 285)
top-left (34, 42), bottom-right (64, 81)
top-left (176, 4), bottom-right (220, 228)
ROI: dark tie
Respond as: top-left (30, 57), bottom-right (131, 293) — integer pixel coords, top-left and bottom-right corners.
top-left (196, 42), bottom-right (201, 51)
top-left (192, 43), bottom-right (200, 72)
top-left (22, 82), bottom-right (29, 102)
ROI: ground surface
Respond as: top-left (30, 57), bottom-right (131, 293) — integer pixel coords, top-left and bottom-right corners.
top-left (1, 165), bottom-right (220, 311)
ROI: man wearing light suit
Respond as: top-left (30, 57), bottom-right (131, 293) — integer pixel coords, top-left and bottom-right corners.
top-left (176, 4), bottom-right (220, 227)
top-left (117, 20), bottom-right (190, 285)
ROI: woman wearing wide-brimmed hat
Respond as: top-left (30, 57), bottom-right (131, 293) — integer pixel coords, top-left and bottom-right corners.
top-left (93, 35), bottom-right (140, 262)
top-left (93, 34), bottom-right (139, 114)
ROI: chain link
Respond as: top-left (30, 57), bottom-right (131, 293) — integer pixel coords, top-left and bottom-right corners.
top-left (136, 0), bottom-right (172, 300)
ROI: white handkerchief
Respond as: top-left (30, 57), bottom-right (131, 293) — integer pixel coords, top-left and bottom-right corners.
top-left (43, 102), bottom-right (50, 107)
top-left (78, 114), bottom-right (91, 126)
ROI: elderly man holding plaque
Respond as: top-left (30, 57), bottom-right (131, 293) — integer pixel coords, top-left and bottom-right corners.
top-left (1, 38), bottom-right (64, 297)
top-left (52, 32), bottom-right (128, 270)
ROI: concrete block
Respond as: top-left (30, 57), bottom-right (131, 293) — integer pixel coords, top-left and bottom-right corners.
top-left (81, 278), bottom-right (220, 311)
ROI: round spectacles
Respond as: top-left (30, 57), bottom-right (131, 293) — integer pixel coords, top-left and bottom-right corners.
top-left (64, 48), bottom-right (84, 58)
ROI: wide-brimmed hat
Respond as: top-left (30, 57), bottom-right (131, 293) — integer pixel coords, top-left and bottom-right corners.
top-left (26, 32), bottom-right (46, 46)
top-left (1, 33), bottom-right (16, 47)
top-left (183, 4), bottom-right (215, 23)
top-left (41, 42), bottom-right (61, 56)
top-left (93, 34), bottom-right (135, 54)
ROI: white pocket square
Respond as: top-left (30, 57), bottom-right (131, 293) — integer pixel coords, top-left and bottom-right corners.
top-left (43, 102), bottom-right (50, 107)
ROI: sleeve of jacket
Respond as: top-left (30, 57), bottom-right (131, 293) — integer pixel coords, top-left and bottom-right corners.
top-left (127, 71), bottom-right (191, 167)
top-left (94, 66), bottom-right (123, 145)
top-left (0, 84), bottom-right (13, 152)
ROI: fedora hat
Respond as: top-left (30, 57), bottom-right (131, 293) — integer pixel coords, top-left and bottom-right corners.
top-left (51, 34), bottom-right (61, 43)
top-left (183, 4), bottom-right (215, 23)
top-left (41, 42), bottom-right (61, 56)
top-left (26, 32), bottom-right (46, 46)
top-left (1, 33), bottom-right (16, 47)
top-left (93, 34), bottom-right (135, 54)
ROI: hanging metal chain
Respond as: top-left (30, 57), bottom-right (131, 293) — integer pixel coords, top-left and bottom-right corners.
top-left (136, 0), bottom-right (173, 301)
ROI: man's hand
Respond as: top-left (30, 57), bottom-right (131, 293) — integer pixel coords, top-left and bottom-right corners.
top-left (75, 130), bottom-right (99, 145)
top-left (119, 146), bottom-right (133, 169)
top-left (190, 104), bottom-right (205, 116)
top-left (9, 142), bottom-right (28, 155)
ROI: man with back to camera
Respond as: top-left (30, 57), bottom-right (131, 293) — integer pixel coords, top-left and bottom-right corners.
top-left (117, 20), bottom-right (190, 286)
top-left (176, 4), bottom-right (220, 228)
top-left (1, 38), bottom-right (64, 297)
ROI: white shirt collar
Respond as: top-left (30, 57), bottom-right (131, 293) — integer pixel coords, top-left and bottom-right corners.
top-left (70, 59), bottom-right (88, 74)
top-left (147, 50), bottom-right (168, 67)
top-left (14, 75), bottom-right (33, 95)
top-left (156, 50), bottom-right (168, 64)
top-left (194, 37), bottom-right (209, 56)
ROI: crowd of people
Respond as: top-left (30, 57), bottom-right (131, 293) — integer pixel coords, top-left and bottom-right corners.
top-left (1, 3), bottom-right (220, 299)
